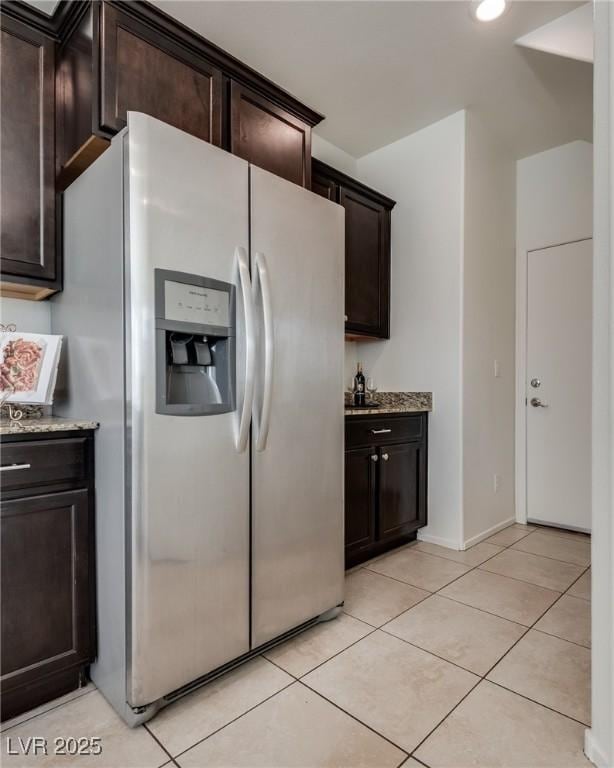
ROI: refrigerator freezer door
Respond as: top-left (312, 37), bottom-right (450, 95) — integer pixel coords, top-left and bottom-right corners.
top-left (250, 166), bottom-right (345, 647)
top-left (126, 113), bottom-right (251, 706)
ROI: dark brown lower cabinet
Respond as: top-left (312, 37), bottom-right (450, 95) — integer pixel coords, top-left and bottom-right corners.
top-left (345, 413), bottom-right (428, 568)
top-left (0, 430), bottom-right (96, 721)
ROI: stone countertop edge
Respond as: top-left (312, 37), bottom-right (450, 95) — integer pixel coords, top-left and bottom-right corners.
top-left (0, 417), bottom-right (100, 436)
top-left (344, 391), bottom-right (432, 416)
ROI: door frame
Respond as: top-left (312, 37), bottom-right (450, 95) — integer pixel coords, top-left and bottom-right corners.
top-left (514, 237), bottom-right (592, 526)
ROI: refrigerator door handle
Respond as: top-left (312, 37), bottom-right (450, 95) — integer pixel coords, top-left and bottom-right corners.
top-left (253, 251), bottom-right (274, 451)
top-left (235, 246), bottom-right (256, 453)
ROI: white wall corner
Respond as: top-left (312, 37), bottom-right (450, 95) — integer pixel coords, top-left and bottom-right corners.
top-left (311, 133), bottom-right (358, 177)
top-left (590, 2), bottom-right (614, 766)
top-left (585, 728), bottom-right (612, 768)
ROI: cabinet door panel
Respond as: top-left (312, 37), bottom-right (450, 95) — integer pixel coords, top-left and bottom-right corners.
top-left (230, 82), bottom-right (311, 187)
top-left (312, 173), bottom-right (337, 201)
top-left (1, 490), bottom-right (91, 683)
top-left (98, 3), bottom-right (222, 144)
top-left (345, 447), bottom-right (376, 558)
top-left (378, 442), bottom-right (424, 540)
top-left (342, 187), bottom-right (390, 338)
top-left (0, 18), bottom-right (55, 281)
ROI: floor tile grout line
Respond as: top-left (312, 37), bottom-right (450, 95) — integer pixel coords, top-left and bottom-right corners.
top-left (295, 626), bottom-right (380, 680)
top-left (479, 574), bottom-right (578, 680)
top-left (263, 653), bottom-right (301, 680)
top-left (406, 539), bottom-right (591, 757)
top-left (144, 723), bottom-right (175, 763)
top-left (171, 679), bottom-right (296, 761)
top-left (529, 625), bottom-right (591, 650)
top-left (408, 545), bottom-right (506, 569)
top-left (506, 544), bottom-right (591, 568)
top-left (343, 586), bottom-right (436, 632)
top-left (562, 564), bottom-right (591, 592)
top-left (477, 561), bottom-right (584, 593)
top-left (377, 627), bottom-right (487, 678)
top-left (410, 755), bottom-right (431, 768)
top-left (431, 592), bottom-right (532, 629)
top-left (349, 562), bottom-right (437, 594)
top-left (0, 686), bottom-right (96, 734)
top-left (297, 678), bottom-right (410, 759)
top-left (486, 678), bottom-right (591, 728)
top-left (408, 676), bottom-right (484, 759)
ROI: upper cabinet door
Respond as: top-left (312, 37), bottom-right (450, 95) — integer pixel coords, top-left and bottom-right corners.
top-left (341, 186), bottom-right (391, 339)
top-left (0, 17), bottom-right (56, 286)
top-left (229, 82), bottom-right (311, 188)
top-left (312, 170), bottom-right (337, 202)
top-left (97, 3), bottom-right (222, 145)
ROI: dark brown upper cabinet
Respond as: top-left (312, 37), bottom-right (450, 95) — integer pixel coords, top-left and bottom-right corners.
top-left (56, 1), bottom-right (322, 191)
top-left (229, 81), bottom-right (311, 188)
top-left (97, 3), bottom-right (223, 145)
top-left (312, 159), bottom-right (395, 339)
top-left (57, 1), bottom-right (224, 189)
top-left (0, 15), bottom-right (58, 299)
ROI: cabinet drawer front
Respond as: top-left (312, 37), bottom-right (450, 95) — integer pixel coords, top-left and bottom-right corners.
top-left (1, 438), bottom-right (88, 491)
top-left (346, 415), bottom-right (423, 449)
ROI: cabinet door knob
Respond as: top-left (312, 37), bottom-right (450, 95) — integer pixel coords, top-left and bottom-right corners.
top-left (344, 314), bottom-right (348, 322)
top-left (371, 428), bottom-right (392, 434)
top-left (370, 454), bottom-right (378, 462)
top-left (382, 453), bottom-right (389, 461)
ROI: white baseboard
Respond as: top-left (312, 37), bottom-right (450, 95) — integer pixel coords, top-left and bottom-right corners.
top-left (585, 728), bottom-right (611, 768)
top-left (462, 517), bottom-right (516, 550)
top-left (416, 531), bottom-right (461, 550)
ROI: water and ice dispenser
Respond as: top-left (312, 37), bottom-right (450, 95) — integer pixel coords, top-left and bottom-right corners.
top-left (155, 269), bottom-right (235, 415)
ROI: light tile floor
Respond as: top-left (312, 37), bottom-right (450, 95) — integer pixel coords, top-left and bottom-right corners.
top-left (1, 524), bottom-right (591, 768)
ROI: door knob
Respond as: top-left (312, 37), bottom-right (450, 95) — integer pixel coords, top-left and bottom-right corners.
top-left (370, 454), bottom-right (378, 462)
top-left (530, 378), bottom-right (541, 388)
top-left (382, 453), bottom-right (389, 461)
top-left (530, 397), bottom-right (549, 408)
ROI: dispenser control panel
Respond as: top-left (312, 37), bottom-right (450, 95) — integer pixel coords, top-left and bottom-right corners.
top-left (164, 280), bottom-right (230, 327)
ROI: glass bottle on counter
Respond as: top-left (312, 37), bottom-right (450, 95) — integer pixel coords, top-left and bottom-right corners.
top-left (353, 362), bottom-right (366, 406)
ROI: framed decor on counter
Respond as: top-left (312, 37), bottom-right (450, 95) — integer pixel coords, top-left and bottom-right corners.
top-left (0, 332), bottom-right (62, 405)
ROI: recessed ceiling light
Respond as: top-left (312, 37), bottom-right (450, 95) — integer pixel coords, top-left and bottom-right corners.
top-left (471, 0), bottom-right (508, 22)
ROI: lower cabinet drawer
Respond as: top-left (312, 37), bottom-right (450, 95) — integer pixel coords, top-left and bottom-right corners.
top-left (1, 437), bottom-right (88, 492)
top-left (346, 413), bottom-right (424, 449)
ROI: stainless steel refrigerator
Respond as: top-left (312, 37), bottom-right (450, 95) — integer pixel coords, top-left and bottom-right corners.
top-left (51, 112), bottom-right (344, 725)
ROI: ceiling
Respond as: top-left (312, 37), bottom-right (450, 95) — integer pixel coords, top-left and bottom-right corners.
top-left (516, 3), bottom-right (593, 63)
top-left (156, 1), bottom-right (592, 159)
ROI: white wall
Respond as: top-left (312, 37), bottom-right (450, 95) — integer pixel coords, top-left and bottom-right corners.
top-left (586, 3), bottom-right (614, 765)
top-left (515, 140), bottom-right (593, 524)
top-left (355, 111), bottom-right (466, 548)
top-left (517, 140), bottom-right (593, 250)
top-left (311, 133), bottom-right (357, 177)
top-left (0, 296), bottom-right (51, 333)
top-left (462, 113), bottom-right (516, 545)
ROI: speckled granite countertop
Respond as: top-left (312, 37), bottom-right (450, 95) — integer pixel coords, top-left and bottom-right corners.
top-left (0, 417), bottom-right (99, 436)
top-left (345, 391), bottom-right (432, 416)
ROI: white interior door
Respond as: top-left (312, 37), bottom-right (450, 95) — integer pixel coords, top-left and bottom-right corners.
top-left (526, 239), bottom-right (592, 531)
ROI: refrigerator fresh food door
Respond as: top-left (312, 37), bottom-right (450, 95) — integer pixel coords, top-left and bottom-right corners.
top-left (126, 113), bottom-right (252, 706)
top-left (250, 165), bottom-right (345, 647)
